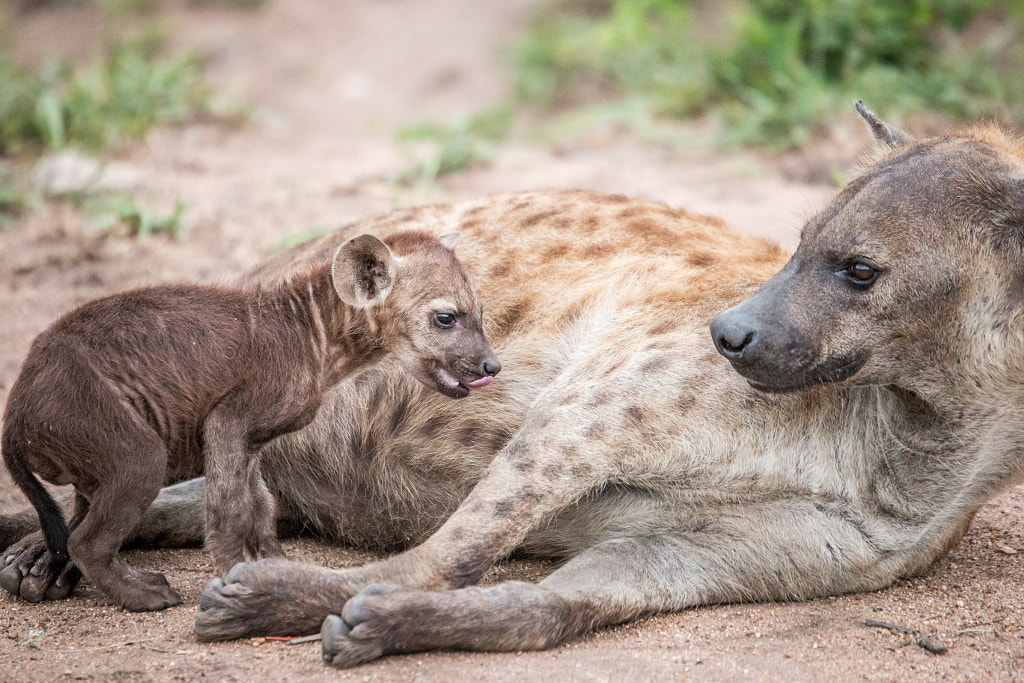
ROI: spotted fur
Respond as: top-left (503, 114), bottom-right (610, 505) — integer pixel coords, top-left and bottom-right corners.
top-left (2, 110), bottom-right (1023, 668)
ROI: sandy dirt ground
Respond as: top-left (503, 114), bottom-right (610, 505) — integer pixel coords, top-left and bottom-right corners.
top-left (0, 1), bottom-right (1021, 680)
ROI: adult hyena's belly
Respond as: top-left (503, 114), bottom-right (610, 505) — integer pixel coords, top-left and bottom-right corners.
top-left (259, 356), bottom-right (541, 550)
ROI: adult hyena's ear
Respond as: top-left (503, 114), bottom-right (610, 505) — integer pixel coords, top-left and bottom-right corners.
top-left (438, 232), bottom-right (461, 249)
top-left (332, 234), bottom-right (398, 308)
top-left (854, 100), bottom-right (914, 148)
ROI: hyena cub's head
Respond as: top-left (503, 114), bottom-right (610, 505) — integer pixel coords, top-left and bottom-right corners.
top-left (332, 230), bottom-right (500, 398)
top-left (711, 101), bottom-right (1024, 394)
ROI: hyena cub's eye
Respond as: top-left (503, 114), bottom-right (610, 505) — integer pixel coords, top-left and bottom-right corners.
top-left (433, 312), bottom-right (457, 329)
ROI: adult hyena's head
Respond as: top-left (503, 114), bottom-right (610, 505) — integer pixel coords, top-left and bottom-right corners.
top-left (711, 101), bottom-right (1024, 394)
top-left (332, 230), bottom-right (500, 398)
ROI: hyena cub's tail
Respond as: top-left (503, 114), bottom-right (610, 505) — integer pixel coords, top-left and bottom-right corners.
top-left (1, 435), bottom-right (69, 561)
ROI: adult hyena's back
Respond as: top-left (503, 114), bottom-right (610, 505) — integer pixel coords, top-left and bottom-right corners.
top-left (255, 190), bottom-right (787, 551)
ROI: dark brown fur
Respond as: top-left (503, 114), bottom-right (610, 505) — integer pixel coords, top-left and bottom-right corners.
top-left (1, 230), bottom-right (497, 611)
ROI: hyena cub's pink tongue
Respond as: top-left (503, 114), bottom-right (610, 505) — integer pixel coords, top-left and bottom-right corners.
top-left (464, 376), bottom-right (493, 389)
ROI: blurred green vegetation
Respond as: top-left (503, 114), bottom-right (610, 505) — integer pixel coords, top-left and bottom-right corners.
top-left (0, 38), bottom-right (211, 155)
top-left (80, 192), bottom-right (186, 240)
top-left (516, 0), bottom-right (1024, 147)
top-left (0, 177), bottom-right (29, 229)
top-left (271, 227), bottom-right (331, 253)
top-left (0, 0), bottom-right (259, 231)
top-left (395, 107), bottom-right (513, 185)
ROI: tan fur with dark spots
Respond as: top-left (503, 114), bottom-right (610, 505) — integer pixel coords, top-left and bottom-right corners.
top-left (4, 110), bottom-right (1024, 669)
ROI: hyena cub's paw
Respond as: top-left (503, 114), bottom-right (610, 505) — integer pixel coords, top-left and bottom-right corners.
top-left (118, 572), bottom-right (183, 612)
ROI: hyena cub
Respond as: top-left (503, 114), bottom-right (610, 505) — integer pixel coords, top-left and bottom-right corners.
top-left (1, 230), bottom-right (499, 612)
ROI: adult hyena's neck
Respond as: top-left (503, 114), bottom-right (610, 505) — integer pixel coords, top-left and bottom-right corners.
top-left (257, 264), bottom-right (389, 384)
top-left (844, 384), bottom-right (1008, 523)
top-left (852, 382), bottom-right (1024, 575)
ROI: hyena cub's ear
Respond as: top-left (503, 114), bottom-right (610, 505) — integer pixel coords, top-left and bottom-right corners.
top-left (854, 100), bottom-right (914, 149)
top-left (439, 232), bottom-right (461, 249)
top-left (332, 234), bottom-right (398, 308)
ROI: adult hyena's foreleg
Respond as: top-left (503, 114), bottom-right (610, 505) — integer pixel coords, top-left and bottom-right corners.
top-left (320, 499), bottom-right (898, 668)
top-left (193, 387), bottom-right (619, 641)
top-left (196, 491), bottom-right (897, 647)
top-left (317, 535), bottom-right (667, 668)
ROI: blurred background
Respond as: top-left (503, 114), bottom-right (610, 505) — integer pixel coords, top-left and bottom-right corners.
top-left (2, 0), bottom-right (1022, 246)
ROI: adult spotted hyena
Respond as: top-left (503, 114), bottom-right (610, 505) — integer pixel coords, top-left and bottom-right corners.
top-left (2, 104), bottom-right (1023, 668)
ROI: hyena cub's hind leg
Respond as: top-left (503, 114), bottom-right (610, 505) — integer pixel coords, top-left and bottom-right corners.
top-left (64, 429), bottom-right (183, 612)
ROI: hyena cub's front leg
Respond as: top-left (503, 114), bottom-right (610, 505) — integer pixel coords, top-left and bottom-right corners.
top-left (203, 411), bottom-right (284, 575)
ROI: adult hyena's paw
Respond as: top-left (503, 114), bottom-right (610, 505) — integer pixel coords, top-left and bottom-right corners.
top-left (194, 559), bottom-right (334, 642)
top-left (321, 584), bottom-right (401, 669)
top-left (0, 534), bottom-right (81, 602)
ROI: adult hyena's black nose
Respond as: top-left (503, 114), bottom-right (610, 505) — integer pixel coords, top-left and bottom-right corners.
top-left (710, 312), bottom-right (758, 362)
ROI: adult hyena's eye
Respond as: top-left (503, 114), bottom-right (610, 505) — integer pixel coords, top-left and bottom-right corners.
top-left (434, 312), bottom-right (456, 328)
top-left (846, 261), bottom-right (878, 284)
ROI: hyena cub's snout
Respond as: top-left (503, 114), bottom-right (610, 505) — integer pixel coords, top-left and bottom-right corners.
top-left (450, 345), bottom-right (502, 386)
top-left (419, 319), bottom-right (501, 399)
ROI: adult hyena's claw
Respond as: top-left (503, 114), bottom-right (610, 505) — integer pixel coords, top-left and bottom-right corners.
top-left (195, 568), bottom-right (266, 642)
top-left (225, 561), bottom-right (247, 583)
top-left (321, 613), bottom-right (385, 669)
top-left (44, 560), bottom-right (83, 600)
top-left (194, 558), bottom-right (342, 642)
top-left (0, 535), bottom-right (80, 602)
top-left (321, 583), bottom-right (401, 669)
top-left (0, 561), bottom-right (24, 596)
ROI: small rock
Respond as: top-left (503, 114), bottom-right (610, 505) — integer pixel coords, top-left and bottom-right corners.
top-left (250, 637), bottom-right (266, 645)
top-left (997, 545), bottom-right (1017, 555)
top-left (32, 151), bottom-right (142, 196)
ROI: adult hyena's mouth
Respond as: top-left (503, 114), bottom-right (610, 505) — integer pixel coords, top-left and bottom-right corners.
top-left (426, 360), bottom-right (493, 399)
top-left (742, 351), bottom-right (869, 394)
